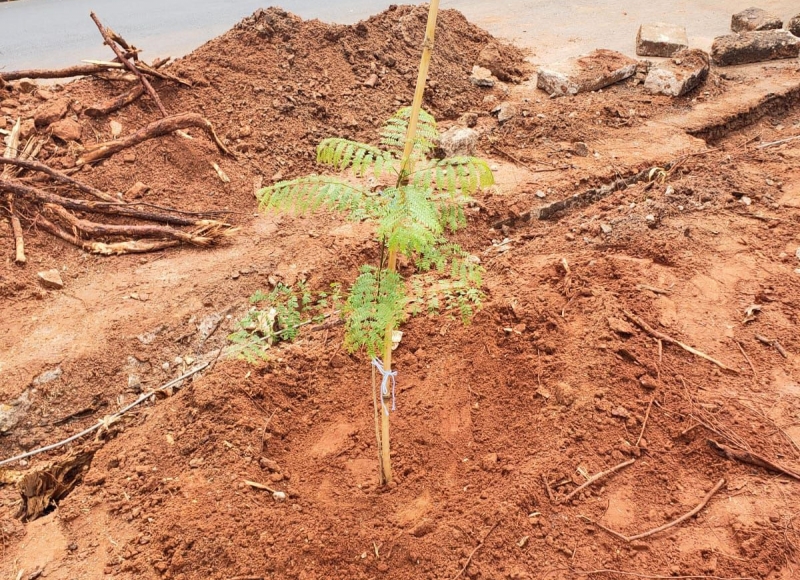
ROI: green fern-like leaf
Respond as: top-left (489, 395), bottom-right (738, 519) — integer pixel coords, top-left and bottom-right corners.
top-left (344, 266), bottom-right (406, 356)
top-left (380, 107), bottom-right (439, 159)
top-left (259, 175), bottom-right (377, 216)
top-left (412, 157), bottom-right (494, 197)
top-left (317, 138), bottom-right (395, 178)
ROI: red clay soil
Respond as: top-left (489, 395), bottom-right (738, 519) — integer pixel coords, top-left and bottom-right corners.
top-left (2, 5), bottom-right (800, 580)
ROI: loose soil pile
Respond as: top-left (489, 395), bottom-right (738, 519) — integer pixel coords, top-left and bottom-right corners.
top-left (2, 5), bottom-right (800, 580)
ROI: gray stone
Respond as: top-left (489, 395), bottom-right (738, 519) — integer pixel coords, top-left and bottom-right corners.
top-left (469, 65), bottom-right (495, 88)
top-left (0, 389), bottom-right (32, 433)
top-left (790, 14), bottom-right (800, 37)
top-left (644, 49), bottom-right (710, 96)
top-left (438, 126), bottom-right (478, 158)
top-left (636, 22), bottom-right (689, 57)
top-left (731, 7), bottom-right (782, 32)
top-left (537, 49), bottom-right (638, 97)
top-left (712, 30), bottom-right (800, 66)
top-left (37, 268), bottom-right (64, 289)
top-left (33, 367), bottom-right (62, 385)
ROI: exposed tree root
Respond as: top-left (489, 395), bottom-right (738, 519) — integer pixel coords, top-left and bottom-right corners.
top-left (77, 112), bottom-right (232, 165)
top-left (37, 215), bottom-right (181, 255)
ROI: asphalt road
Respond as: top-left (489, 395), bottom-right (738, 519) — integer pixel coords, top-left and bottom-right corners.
top-left (0, 0), bottom-right (797, 72)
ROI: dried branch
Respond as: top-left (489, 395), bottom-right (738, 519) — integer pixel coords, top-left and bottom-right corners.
top-left (90, 12), bottom-right (167, 117)
top-left (0, 157), bottom-right (117, 202)
top-left (561, 458), bottom-right (635, 503)
top-left (1, 177), bottom-right (214, 226)
top-left (623, 311), bottom-right (738, 373)
top-left (585, 478), bottom-right (726, 542)
top-left (37, 215), bottom-right (180, 254)
top-left (8, 195), bottom-right (26, 263)
top-left (45, 204), bottom-right (227, 246)
top-left (707, 440), bottom-right (800, 481)
top-left (0, 63), bottom-right (127, 82)
top-left (77, 112), bottom-right (232, 165)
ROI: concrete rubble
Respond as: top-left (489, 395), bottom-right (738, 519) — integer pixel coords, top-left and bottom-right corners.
top-left (537, 49), bottom-right (638, 97)
top-left (731, 7), bottom-right (782, 32)
top-left (712, 30), bottom-right (800, 66)
top-left (644, 49), bottom-right (710, 97)
top-left (636, 23), bottom-right (689, 57)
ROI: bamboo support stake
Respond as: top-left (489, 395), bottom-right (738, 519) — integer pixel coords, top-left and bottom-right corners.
top-left (377, 0), bottom-right (440, 485)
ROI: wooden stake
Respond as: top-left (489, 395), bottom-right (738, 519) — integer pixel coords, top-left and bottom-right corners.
top-left (375, 0), bottom-right (441, 486)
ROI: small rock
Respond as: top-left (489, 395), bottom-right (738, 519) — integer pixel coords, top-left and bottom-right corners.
top-left (481, 452), bottom-right (499, 471)
top-left (260, 457), bottom-right (280, 472)
top-left (17, 79), bottom-right (37, 93)
top-left (33, 367), bottom-right (62, 385)
top-left (238, 124), bottom-right (252, 138)
top-left (554, 382), bottom-right (576, 407)
top-left (438, 126), bottom-right (478, 157)
top-left (110, 120), bottom-right (123, 138)
top-left (611, 406), bottom-right (630, 419)
top-left (20, 118), bottom-right (35, 139)
top-left (608, 317), bottom-right (634, 335)
top-left (470, 65), bottom-right (495, 88)
top-left (188, 457), bottom-right (204, 468)
top-left (492, 101), bottom-right (517, 124)
top-left (600, 223), bottom-right (613, 234)
top-left (34, 99), bottom-right (68, 127)
top-left (50, 118), bottom-right (82, 142)
top-left (161, 362), bottom-right (170, 372)
top-left (644, 49), bottom-right (710, 97)
top-left (123, 152), bottom-right (136, 163)
top-left (459, 112), bottom-right (478, 128)
top-left (740, 196), bottom-right (752, 206)
top-left (639, 376), bottom-right (658, 390)
top-left (636, 22), bottom-right (689, 57)
top-left (731, 7), bottom-right (782, 32)
top-left (712, 30), bottom-right (800, 66)
top-left (790, 14), bottom-right (800, 37)
top-left (535, 190), bottom-right (546, 198)
top-left (537, 49), bottom-right (638, 97)
top-left (272, 491), bottom-right (287, 501)
top-left (37, 269), bottom-right (64, 289)
top-left (573, 142), bottom-right (589, 157)
top-left (363, 73), bottom-right (379, 88)
top-left (34, 89), bottom-right (53, 101)
top-left (476, 42), bottom-right (514, 81)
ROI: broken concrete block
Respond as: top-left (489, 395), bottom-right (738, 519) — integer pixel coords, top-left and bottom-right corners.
top-left (537, 49), bottom-right (638, 97)
top-left (712, 30), bottom-right (800, 66)
top-left (37, 269), bottom-right (64, 289)
top-left (790, 14), bottom-right (800, 37)
top-left (731, 7), bottom-right (782, 32)
top-left (636, 23), bottom-right (689, 57)
top-left (438, 126), bottom-right (478, 157)
top-left (644, 49), bottom-right (710, 96)
top-left (469, 65), bottom-right (495, 88)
